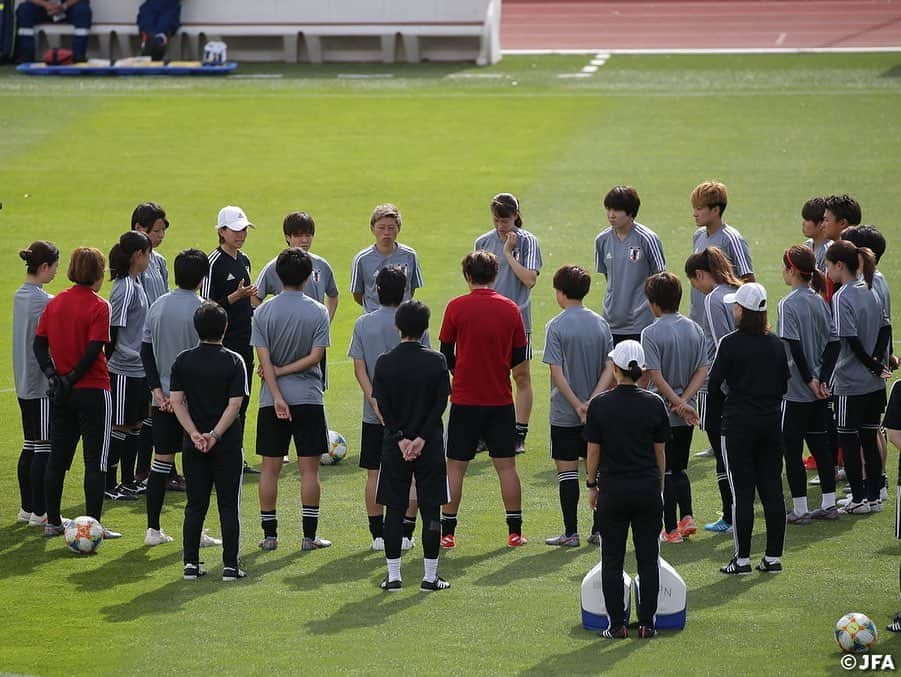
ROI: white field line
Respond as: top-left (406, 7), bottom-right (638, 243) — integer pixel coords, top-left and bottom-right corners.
top-left (504, 47), bottom-right (901, 55)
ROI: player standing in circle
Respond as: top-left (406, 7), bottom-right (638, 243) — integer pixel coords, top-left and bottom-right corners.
top-left (131, 202), bottom-right (174, 491)
top-left (351, 204), bottom-right (423, 313)
top-left (542, 265), bottom-right (614, 548)
top-left (439, 251), bottom-right (528, 549)
top-left (349, 266), bottom-right (423, 552)
top-left (104, 231), bottom-right (152, 501)
top-left (821, 195), bottom-right (862, 302)
top-left (777, 245), bottom-right (840, 522)
top-left (826, 241), bottom-right (891, 514)
top-left (882, 380), bottom-right (901, 632)
top-left (140, 249), bottom-right (223, 547)
top-left (253, 248), bottom-right (332, 552)
top-left (594, 185), bottom-right (666, 344)
top-left (684, 247), bottom-right (742, 533)
top-left (800, 197), bottom-right (831, 275)
top-left (474, 193), bottom-right (542, 453)
top-left (201, 206), bottom-right (260, 474)
top-left (14, 241), bottom-right (59, 528)
top-left (709, 283), bottom-right (790, 575)
top-left (372, 300), bottom-right (451, 592)
top-left (585, 340), bottom-right (668, 640)
top-left (170, 302), bottom-right (248, 581)
top-left (641, 272), bottom-right (709, 543)
top-left (35, 247), bottom-right (120, 539)
top-left (688, 181), bottom-right (754, 328)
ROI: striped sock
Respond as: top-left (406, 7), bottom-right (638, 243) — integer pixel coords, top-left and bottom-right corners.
top-left (108, 430), bottom-right (127, 489)
top-left (441, 512), bottom-right (457, 537)
top-left (505, 510), bottom-right (523, 536)
top-left (147, 459), bottom-right (173, 530)
top-left (557, 470), bottom-right (579, 536)
top-left (261, 510), bottom-right (277, 539)
top-left (302, 505), bottom-right (319, 539)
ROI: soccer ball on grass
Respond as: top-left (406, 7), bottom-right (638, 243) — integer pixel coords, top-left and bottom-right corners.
top-left (320, 430), bottom-right (347, 465)
top-left (835, 612), bottom-right (878, 653)
top-left (64, 516), bottom-right (104, 554)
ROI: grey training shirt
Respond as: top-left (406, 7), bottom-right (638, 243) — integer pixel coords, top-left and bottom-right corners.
top-left (777, 286), bottom-right (835, 403)
top-left (804, 238), bottom-right (832, 274)
top-left (831, 280), bottom-right (886, 396)
top-left (140, 250), bottom-right (169, 306)
top-left (542, 305), bottom-right (613, 427)
top-left (641, 312), bottom-right (708, 426)
top-left (13, 283), bottom-right (52, 400)
top-left (690, 224), bottom-right (754, 327)
top-left (251, 290), bottom-right (331, 406)
top-left (108, 276), bottom-right (148, 377)
top-left (347, 305), bottom-right (431, 424)
top-left (350, 243), bottom-right (423, 314)
top-left (474, 227), bottom-right (542, 334)
top-left (142, 288), bottom-right (202, 405)
top-left (594, 222), bottom-right (666, 335)
top-left (255, 251), bottom-right (338, 305)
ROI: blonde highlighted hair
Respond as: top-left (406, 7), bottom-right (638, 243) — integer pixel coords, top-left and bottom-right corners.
top-left (691, 181), bottom-right (728, 215)
top-left (370, 203), bottom-right (402, 228)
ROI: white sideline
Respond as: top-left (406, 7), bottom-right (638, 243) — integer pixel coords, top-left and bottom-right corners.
top-left (504, 47), bottom-right (901, 55)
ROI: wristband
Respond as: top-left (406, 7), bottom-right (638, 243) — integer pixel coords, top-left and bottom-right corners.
top-left (209, 430), bottom-right (220, 442)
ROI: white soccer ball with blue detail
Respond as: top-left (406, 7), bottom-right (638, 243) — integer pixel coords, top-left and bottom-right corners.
top-left (321, 430), bottom-right (347, 465)
top-left (835, 612), bottom-right (878, 653)
top-left (64, 516), bottom-right (104, 554)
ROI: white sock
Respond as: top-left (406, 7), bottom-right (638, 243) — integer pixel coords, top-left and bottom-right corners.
top-left (386, 558), bottom-right (401, 581)
top-left (792, 497), bottom-right (808, 515)
top-left (821, 492), bottom-right (836, 509)
top-left (423, 557), bottom-right (438, 583)
top-left (764, 556), bottom-right (781, 565)
top-left (736, 557), bottom-right (750, 566)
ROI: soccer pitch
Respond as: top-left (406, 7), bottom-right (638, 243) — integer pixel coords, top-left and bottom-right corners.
top-left (1, 53), bottom-right (900, 675)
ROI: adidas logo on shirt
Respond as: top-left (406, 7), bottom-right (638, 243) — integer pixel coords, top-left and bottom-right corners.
top-left (227, 273), bottom-right (236, 281)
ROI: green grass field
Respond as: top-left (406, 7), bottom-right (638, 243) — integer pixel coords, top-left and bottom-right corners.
top-left (1, 53), bottom-right (900, 675)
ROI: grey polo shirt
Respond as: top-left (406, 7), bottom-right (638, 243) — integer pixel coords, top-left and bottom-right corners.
top-left (690, 224), bottom-right (753, 327)
top-left (474, 227), bottom-right (542, 333)
top-left (142, 288), bottom-right (202, 405)
top-left (13, 283), bottom-right (52, 400)
top-left (350, 243), bottom-right (423, 314)
top-left (777, 286), bottom-right (836, 403)
top-left (108, 276), bottom-right (148, 378)
top-left (255, 251), bottom-right (338, 305)
top-left (831, 280), bottom-right (886, 396)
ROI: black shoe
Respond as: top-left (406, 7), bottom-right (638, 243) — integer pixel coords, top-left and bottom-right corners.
top-left (887, 612), bottom-right (901, 632)
top-left (105, 485), bottom-right (139, 501)
top-left (121, 481), bottom-right (146, 496)
top-left (756, 558), bottom-right (783, 574)
top-left (638, 625), bottom-right (656, 639)
top-left (720, 558), bottom-right (752, 575)
top-left (420, 576), bottom-right (451, 592)
top-left (150, 34), bottom-right (167, 61)
top-left (167, 474), bottom-right (187, 492)
top-left (183, 563), bottom-right (207, 580)
top-left (242, 462), bottom-right (261, 475)
top-left (380, 576), bottom-right (402, 592)
top-left (222, 567), bottom-right (247, 582)
top-left (599, 624), bottom-right (627, 639)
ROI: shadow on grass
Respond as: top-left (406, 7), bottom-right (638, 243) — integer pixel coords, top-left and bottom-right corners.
top-left (282, 550), bottom-right (373, 591)
top-left (440, 545), bottom-right (510, 578)
top-left (521, 624), bottom-right (643, 675)
top-left (472, 548), bottom-right (583, 587)
top-left (304, 587), bottom-right (427, 635)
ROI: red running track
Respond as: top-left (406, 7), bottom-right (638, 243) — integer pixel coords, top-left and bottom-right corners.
top-left (500, 1), bottom-right (901, 50)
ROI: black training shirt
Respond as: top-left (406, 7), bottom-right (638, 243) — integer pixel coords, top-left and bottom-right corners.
top-left (169, 343), bottom-right (249, 445)
top-left (201, 247), bottom-right (253, 350)
top-left (708, 329), bottom-right (789, 431)
top-left (583, 384), bottom-right (670, 481)
top-left (372, 341), bottom-right (450, 446)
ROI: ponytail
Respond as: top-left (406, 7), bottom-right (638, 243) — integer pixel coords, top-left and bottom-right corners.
top-left (616, 360), bottom-right (643, 382)
top-left (109, 230), bottom-right (151, 280)
top-left (19, 240), bottom-right (60, 275)
top-left (784, 244), bottom-right (827, 295)
top-left (684, 246), bottom-right (742, 287)
top-left (825, 240), bottom-right (876, 288)
top-left (858, 247), bottom-right (876, 289)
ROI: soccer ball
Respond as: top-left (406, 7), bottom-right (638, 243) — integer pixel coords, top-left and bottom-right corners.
top-left (64, 516), bottom-right (104, 554)
top-left (835, 612), bottom-right (878, 653)
top-left (321, 430), bottom-right (347, 465)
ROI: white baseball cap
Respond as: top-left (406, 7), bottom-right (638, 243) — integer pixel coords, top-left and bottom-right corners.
top-left (609, 340), bottom-right (645, 370)
top-left (724, 283), bottom-right (767, 311)
top-left (216, 205), bottom-right (254, 231)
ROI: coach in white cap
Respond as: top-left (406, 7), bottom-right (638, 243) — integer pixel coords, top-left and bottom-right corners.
top-left (584, 339), bottom-right (669, 640)
top-left (708, 283), bottom-right (790, 576)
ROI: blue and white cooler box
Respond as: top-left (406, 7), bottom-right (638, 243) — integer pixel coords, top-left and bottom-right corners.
top-left (579, 564), bottom-right (632, 631)
top-left (580, 558), bottom-right (686, 631)
top-left (633, 558), bottom-right (687, 630)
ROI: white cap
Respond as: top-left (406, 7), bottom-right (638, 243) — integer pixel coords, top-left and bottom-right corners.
top-left (609, 340), bottom-right (645, 370)
top-left (724, 283), bottom-right (767, 311)
top-left (216, 205), bottom-right (254, 231)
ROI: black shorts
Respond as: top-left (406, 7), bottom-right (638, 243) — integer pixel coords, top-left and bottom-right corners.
top-left (151, 406), bottom-right (183, 455)
top-left (51, 388), bottom-right (112, 472)
top-left (446, 403), bottom-right (515, 461)
top-left (110, 373), bottom-right (149, 427)
top-left (835, 389), bottom-right (887, 432)
top-left (550, 424), bottom-right (586, 461)
top-left (255, 404), bottom-right (328, 458)
top-left (359, 421), bottom-right (385, 470)
top-left (781, 399), bottom-right (830, 438)
top-left (18, 397), bottom-right (51, 442)
top-left (377, 436), bottom-right (448, 508)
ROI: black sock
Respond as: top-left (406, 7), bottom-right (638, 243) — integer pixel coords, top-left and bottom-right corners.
top-left (506, 509), bottom-right (523, 536)
top-left (261, 510), bottom-right (277, 538)
top-left (121, 429), bottom-right (140, 484)
top-left (137, 418), bottom-right (153, 477)
top-left (302, 505), bottom-right (319, 539)
top-left (30, 445), bottom-right (50, 516)
top-left (441, 512), bottom-right (457, 537)
top-left (108, 430), bottom-right (126, 489)
top-left (420, 505), bottom-right (441, 559)
top-left (368, 514), bottom-right (384, 539)
top-left (402, 515), bottom-right (417, 539)
top-left (592, 505), bottom-right (602, 535)
top-left (17, 443), bottom-right (34, 512)
top-left (146, 458), bottom-right (172, 530)
top-left (716, 472), bottom-right (732, 525)
top-left (557, 470), bottom-right (579, 536)
top-left (663, 471), bottom-right (677, 532)
top-left (675, 469), bottom-right (693, 520)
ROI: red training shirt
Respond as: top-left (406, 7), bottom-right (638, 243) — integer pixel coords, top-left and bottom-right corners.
top-left (439, 288), bottom-right (527, 406)
top-left (36, 285), bottom-right (111, 390)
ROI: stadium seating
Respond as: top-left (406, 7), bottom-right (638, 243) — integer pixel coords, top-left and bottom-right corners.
top-left (22, 0), bottom-right (502, 64)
